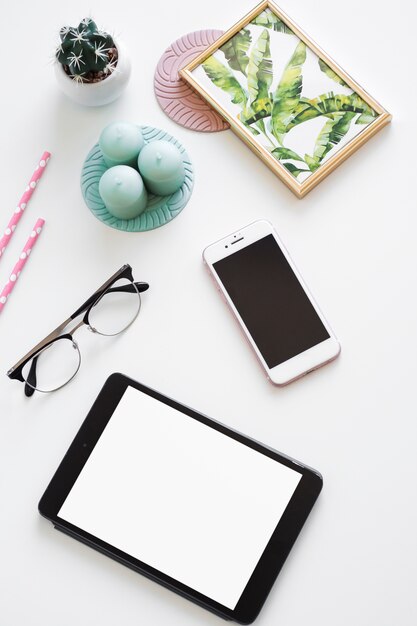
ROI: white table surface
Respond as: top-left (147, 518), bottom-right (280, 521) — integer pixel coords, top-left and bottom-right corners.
top-left (1, 1), bottom-right (416, 625)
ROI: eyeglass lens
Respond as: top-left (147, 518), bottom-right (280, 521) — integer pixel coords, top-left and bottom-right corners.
top-left (88, 277), bottom-right (141, 336)
top-left (22, 337), bottom-right (81, 393)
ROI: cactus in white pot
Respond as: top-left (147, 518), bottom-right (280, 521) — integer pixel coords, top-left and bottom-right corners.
top-left (54, 18), bottom-right (131, 106)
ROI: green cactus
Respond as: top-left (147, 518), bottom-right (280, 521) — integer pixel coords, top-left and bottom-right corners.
top-left (55, 18), bottom-right (116, 81)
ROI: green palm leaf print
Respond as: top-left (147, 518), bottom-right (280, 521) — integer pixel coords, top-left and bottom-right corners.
top-left (202, 56), bottom-right (247, 106)
top-left (271, 41), bottom-right (306, 141)
top-left (220, 28), bottom-right (252, 76)
top-left (247, 29), bottom-right (273, 115)
top-left (305, 111), bottom-right (357, 171)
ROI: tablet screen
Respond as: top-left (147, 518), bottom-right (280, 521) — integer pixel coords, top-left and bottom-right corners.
top-left (58, 386), bottom-right (302, 610)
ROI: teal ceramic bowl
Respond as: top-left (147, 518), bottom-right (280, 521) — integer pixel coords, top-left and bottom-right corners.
top-left (81, 125), bottom-right (194, 231)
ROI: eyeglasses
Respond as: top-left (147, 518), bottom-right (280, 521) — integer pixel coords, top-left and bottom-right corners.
top-left (7, 264), bottom-right (148, 396)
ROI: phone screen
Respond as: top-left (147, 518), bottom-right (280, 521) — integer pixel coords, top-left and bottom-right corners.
top-left (212, 234), bottom-right (330, 368)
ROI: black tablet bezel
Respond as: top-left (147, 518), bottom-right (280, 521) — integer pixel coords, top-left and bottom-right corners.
top-left (39, 373), bottom-right (323, 624)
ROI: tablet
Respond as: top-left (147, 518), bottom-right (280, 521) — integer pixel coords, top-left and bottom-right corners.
top-left (39, 373), bottom-right (322, 623)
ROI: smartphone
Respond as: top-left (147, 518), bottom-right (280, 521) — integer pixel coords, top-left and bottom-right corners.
top-left (203, 220), bottom-right (340, 385)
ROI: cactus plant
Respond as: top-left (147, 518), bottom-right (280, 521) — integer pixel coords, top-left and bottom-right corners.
top-left (55, 18), bottom-right (118, 83)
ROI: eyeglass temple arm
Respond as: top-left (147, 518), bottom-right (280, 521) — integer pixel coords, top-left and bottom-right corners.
top-left (70, 282), bottom-right (149, 320)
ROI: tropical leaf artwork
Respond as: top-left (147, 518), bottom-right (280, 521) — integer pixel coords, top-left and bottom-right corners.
top-left (198, 8), bottom-right (378, 181)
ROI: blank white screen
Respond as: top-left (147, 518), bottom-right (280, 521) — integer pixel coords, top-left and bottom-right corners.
top-left (59, 386), bottom-right (301, 609)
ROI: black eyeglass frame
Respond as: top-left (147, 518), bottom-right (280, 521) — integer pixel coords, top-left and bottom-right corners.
top-left (7, 264), bottom-right (149, 395)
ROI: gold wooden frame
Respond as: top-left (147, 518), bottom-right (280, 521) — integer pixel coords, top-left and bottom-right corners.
top-left (180, 0), bottom-right (391, 198)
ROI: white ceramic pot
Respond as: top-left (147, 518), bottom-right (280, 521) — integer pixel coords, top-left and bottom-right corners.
top-left (54, 40), bottom-right (131, 107)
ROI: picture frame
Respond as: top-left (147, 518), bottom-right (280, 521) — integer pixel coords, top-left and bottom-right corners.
top-left (180, 0), bottom-right (391, 198)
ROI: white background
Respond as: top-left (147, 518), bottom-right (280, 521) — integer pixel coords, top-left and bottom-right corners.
top-left (59, 386), bottom-right (301, 609)
top-left (0, 1), bottom-right (416, 625)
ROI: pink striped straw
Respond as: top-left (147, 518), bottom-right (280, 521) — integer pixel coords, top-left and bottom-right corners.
top-left (0, 218), bottom-right (45, 313)
top-left (0, 151), bottom-right (50, 260)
